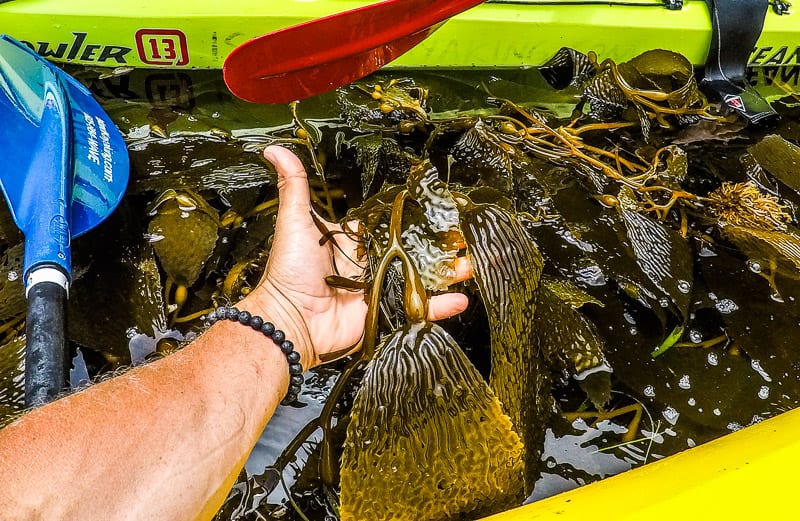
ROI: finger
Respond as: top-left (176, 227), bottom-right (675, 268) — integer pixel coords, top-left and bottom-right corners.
top-left (427, 292), bottom-right (469, 321)
top-left (263, 145), bottom-right (312, 215)
top-left (451, 256), bottom-right (473, 283)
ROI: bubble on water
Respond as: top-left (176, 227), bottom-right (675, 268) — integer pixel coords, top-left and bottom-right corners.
top-left (180, 211), bottom-right (191, 219)
top-left (770, 291), bottom-right (785, 303)
top-left (689, 329), bottom-right (703, 343)
top-left (629, 327), bottom-right (638, 336)
top-left (751, 359), bottom-right (772, 382)
top-left (707, 352), bottom-right (719, 366)
top-left (747, 260), bottom-right (762, 273)
top-left (211, 112), bottom-right (221, 119)
top-left (713, 408), bottom-right (721, 416)
top-left (688, 397), bottom-right (696, 406)
top-left (687, 438), bottom-right (696, 448)
top-left (659, 297), bottom-right (670, 308)
top-left (144, 233), bottom-right (165, 243)
top-left (727, 422), bottom-right (744, 431)
top-left (662, 406), bottom-right (680, 425)
top-left (715, 298), bottom-right (738, 314)
top-left (758, 386), bottom-right (770, 400)
top-left (677, 280), bottom-right (691, 293)
top-left (678, 375), bottom-right (691, 390)
top-left (643, 385), bottom-right (656, 397)
top-left (698, 245), bottom-right (717, 257)
top-left (7, 271), bottom-right (18, 282)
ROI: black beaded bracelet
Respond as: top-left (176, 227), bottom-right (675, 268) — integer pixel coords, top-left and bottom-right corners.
top-left (204, 305), bottom-right (303, 405)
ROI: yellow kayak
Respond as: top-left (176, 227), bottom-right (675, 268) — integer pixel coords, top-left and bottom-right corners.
top-left (482, 406), bottom-right (800, 519)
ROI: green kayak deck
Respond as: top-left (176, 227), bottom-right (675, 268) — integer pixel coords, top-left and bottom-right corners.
top-left (0, 0), bottom-right (796, 71)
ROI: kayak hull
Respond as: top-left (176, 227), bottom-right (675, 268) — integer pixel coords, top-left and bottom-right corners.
top-left (0, 1), bottom-right (796, 71)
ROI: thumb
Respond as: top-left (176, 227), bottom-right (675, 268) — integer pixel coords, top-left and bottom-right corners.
top-left (263, 145), bottom-right (312, 216)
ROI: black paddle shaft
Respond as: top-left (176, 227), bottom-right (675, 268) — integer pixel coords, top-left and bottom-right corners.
top-left (25, 280), bottom-right (68, 406)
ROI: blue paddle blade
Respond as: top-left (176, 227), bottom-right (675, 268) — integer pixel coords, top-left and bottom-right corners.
top-left (0, 35), bottom-right (72, 278)
top-left (54, 58), bottom-right (129, 237)
top-left (0, 34), bottom-right (129, 246)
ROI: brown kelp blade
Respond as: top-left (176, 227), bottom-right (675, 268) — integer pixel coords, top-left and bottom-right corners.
top-left (536, 280), bottom-right (612, 409)
top-left (340, 322), bottom-right (524, 521)
top-left (460, 200), bottom-right (547, 489)
top-left (615, 186), bottom-right (694, 320)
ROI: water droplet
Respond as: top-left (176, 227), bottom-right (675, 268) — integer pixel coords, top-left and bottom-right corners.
top-left (689, 329), bottom-right (703, 343)
top-left (677, 280), bottom-right (691, 293)
top-left (678, 375), bottom-right (691, 389)
top-left (715, 298), bottom-right (739, 314)
top-left (758, 386), bottom-right (770, 399)
top-left (707, 352), bottom-right (719, 366)
top-left (662, 406), bottom-right (680, 425)
top-left (643, 385), bottom-right (656, 397)
top-left (6, 271), bottom-right (18, 282)
top-left (747, 260), bottom-right (762, 273)
top-left (211, 111), bottom-right (221, 119)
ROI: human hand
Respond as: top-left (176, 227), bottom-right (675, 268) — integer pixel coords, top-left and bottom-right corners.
top-left (239, 146), bottom-right (471, 371)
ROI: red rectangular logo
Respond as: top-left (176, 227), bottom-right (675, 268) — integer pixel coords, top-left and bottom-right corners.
top-left (135, 29), bottom-right (189, 66)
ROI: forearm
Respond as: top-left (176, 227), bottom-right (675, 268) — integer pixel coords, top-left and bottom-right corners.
top-left (0, 301), bottom-right (299, 521)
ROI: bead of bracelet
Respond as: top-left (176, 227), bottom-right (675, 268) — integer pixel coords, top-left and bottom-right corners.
top-left (205, 305), bottom-right (303, 405)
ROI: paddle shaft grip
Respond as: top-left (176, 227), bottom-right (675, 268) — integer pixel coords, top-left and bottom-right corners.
top-left (25, 280), bottom-right (68, 407)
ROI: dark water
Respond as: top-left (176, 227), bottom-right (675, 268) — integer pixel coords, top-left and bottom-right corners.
top-left (2, 62), bottom-right (799, 519)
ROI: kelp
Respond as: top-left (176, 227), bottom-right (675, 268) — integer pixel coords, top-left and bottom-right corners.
top-left (340, 184), bottom-right (524, 520)
top-left (2, 47), bottom-right (799, 520)
top-left (458, 199), bottom-right (546, 490)
top-left (0, 335), bottom-right (23, 421)
top-left (0, 243), bottom-right (24, 327)
top-left (613, 185), bottom-right (694, 319)
top-left (746, 134), bottom-right (800, 194)
top-left (340, 322), bottom-right (524, 521)
top-left (345, 134), bottom-right (411, 199)
top-left (535, 280), bottom-right (611, 409)
top-left (146, 188), bottom-right (220, 288)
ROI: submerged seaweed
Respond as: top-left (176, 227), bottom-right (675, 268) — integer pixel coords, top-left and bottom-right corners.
top-left (1, 49), bottom-right (799, 521)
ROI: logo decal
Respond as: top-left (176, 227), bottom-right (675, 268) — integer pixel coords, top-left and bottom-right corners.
top-left (724, 94), bottom-right (745, 112)
top-left (135, 29), bottom-right (189, 66)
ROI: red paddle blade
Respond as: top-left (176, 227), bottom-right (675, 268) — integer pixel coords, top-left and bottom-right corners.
top-left (223, 0), bottom-right (485, 104)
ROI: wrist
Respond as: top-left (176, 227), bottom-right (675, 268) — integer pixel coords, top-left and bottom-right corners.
top-left (236, 283), bottom-right (316, 372)
top-left (206, 305), bottom-right (305, 404)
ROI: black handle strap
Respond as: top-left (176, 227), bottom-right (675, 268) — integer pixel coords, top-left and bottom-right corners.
top-left (702, 0), bottom-right (777, 122)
